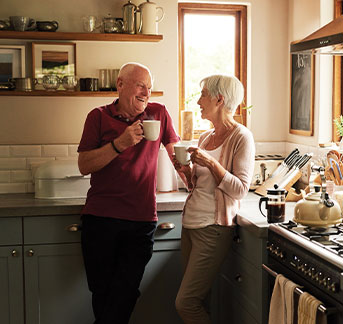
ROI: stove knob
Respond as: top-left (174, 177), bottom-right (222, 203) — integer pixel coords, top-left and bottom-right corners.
top-left (325, 277), bottom-right (331, 289)
top-left (328, 281), bottom-right (339, 293)
top-left (318, 272), bottom-right (324, 285)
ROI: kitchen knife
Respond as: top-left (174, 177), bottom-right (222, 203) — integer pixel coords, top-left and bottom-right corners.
top-left (278, 153), bottom-right (313, 189)
top-left (269, 148), bottom-right (299, 178)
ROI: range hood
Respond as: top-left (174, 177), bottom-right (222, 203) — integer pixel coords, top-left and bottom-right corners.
top-left (290, 15), bottom-right (343, 55)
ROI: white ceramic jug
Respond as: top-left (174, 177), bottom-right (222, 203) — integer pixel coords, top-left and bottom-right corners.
top-left (138, 0), bottom-right (164, 35)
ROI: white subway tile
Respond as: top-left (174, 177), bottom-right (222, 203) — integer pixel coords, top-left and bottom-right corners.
top-left (26, 183), bottom-right (35, 193)
top-left (42, 145), bottom-right (68, 157)
top-left (0, 146), bottom-right (10, 157)
top-left (56, 157), bottom-right (77, 161)
top-left (10, 145), bottom-right (41, 157)
top-left (0, 171), bottom-right (10, 183)
top-left (11, 170), bottom-right (33, 182)
top-left (68, 145), bottom-right (79, 156)
top-left (0, 183), bottom-right (26, 193)
top-left (0, 158), bottom-right (27, 170)
top-left (26, 158), bottom-right (55, 169)
top-left (255, 142), bottom-right (286, 155)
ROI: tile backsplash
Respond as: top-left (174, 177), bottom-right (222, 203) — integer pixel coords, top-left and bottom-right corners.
top-left (0, 142), bottom-right (336, 194)
top-left (0, 144), bottom-right (79, 194)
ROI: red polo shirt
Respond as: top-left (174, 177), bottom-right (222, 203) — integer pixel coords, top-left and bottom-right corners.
top-left (78, 100), bottom-right (179, 222)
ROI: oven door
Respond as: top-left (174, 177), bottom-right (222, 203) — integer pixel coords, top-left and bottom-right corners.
top-left (262, 262), bottom-right (341, 324)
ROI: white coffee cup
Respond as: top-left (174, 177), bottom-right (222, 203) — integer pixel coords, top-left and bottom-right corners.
top-left (174, 144), bottom-right (191, 165)
top-left (142, 120), bottom-right (160, 141)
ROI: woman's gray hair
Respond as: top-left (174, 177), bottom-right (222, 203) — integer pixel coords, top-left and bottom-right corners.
top-left (200, 75), bottom-right (244, 114)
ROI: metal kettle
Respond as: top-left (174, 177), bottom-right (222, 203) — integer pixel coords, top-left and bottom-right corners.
top-left (138, 0), bottom-right (164, 35)
top-left (122, 0), bottom-right (137, 34)
top-left (293, 166), bottom-right (342, 227)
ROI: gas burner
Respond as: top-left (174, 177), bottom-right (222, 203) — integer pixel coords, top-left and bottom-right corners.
top-left (305, 226), bottom-right (340, 236)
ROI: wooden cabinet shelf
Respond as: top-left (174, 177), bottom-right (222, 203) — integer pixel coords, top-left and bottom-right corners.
top-left (0, 90), bottom-right (163, 97)
top-left (0, 30), bottom-right (163, 42)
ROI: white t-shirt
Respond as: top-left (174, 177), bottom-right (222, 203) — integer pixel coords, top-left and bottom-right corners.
top-left (182, 144), bottom-right (222, 229)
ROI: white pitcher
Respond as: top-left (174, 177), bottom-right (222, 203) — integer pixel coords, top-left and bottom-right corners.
top-left (138, 0), bottom-right (164, 35)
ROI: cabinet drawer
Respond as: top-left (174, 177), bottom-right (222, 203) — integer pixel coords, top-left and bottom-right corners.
top-left (0, 217), bottom-right (22, 245)
top-left (232, 227), bottom-right (266, 266)
top-left (155, 211), bottom-right (182, 241)
top-left (24, 215), bottom-right (82, 244)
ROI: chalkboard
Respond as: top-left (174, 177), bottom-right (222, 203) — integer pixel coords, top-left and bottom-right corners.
top-left (290, 53), bottom-right (314, 136)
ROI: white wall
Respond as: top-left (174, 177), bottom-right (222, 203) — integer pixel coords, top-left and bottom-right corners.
top-left (0, 0), bottom-right (322, 145)
top-left (0, 0), bottom-right (178, 144)
top-left (287, 0), bottom-right (334, 146)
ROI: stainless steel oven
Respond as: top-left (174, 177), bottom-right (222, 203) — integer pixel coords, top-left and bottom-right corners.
top-left (263, 222), bottom-right (343, 323)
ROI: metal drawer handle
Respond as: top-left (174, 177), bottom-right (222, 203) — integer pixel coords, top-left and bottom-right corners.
top-left (65, 224), bottom-right (81, 232)
top-left (235, 274), bottom-right (242, 283)
top-left (233, 235), bottom-right (242, 243)
top-left (158, 222), bottom-right (175, 230)
top-left (11, 249), bottom-right (18, 257)
top-left (27, 249), bottom-right (34, 257)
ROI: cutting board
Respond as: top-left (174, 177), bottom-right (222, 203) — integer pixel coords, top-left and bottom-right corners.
top-left (254, 170), bottom-right (302, 196)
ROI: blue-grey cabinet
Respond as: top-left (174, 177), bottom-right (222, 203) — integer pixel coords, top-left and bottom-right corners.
top-left (0, 211), bottom-right (184, 324)
top-left (212, 226), bottom-right (268, 324)
top-left (130, 211), bottom-right (183, 324)
top-left (0, 217), bottom-right (24, 324)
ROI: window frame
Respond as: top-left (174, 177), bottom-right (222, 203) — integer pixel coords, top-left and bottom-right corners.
top-left (178, 3), bottom-right (247, 138)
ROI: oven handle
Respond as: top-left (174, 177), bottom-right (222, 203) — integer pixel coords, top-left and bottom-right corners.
top-left (262, 264), bottom-right (332, 315)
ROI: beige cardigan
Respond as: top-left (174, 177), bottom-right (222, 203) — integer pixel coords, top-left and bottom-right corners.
top-left (183, 124), bottom-right (255, 226)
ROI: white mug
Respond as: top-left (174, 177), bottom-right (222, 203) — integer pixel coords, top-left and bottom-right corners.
top-left (174, 144), bottom-right (191, 165)
top-left (142, 120), bottom-right (160, 141)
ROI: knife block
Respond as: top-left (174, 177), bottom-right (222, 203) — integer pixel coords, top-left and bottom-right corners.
top-left (254, 170), bottom-right (302, 196)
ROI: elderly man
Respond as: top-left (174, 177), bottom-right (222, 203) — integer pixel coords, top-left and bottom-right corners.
top-left (78, 62), bottom-right (179, 324)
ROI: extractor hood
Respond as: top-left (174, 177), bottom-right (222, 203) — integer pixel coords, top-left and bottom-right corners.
top-left (290, 15), bottom-right (343, 55)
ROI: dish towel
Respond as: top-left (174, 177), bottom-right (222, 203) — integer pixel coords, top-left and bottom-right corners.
top-left (298, 292), bottom-right (327, 324)
top-left (268, 274), bottom-right (299, 324)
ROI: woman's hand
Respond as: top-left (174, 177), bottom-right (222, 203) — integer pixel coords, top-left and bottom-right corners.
top-left (171, 154), bottom-right (191, 174)
top-left (188, 147), bottom-right (214, 169)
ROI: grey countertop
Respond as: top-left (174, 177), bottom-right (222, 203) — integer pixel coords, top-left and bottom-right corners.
top-left (0, 190), bottom-right (296, 238)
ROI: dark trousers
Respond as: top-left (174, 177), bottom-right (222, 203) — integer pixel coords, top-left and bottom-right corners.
top-left (81, 214), bottom-right (156, 324)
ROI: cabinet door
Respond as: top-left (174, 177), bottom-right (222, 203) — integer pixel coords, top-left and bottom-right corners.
top-left (0, 246), bottom-right (24, 324)
top-left (24, 243), bottom-right (94, 324)
top-left (129, 243), bottom-right (183, 324)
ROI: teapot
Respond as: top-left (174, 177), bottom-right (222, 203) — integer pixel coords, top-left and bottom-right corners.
top-left (138, 0), bottom-right (164, 35)
top-left (102, 16), bottom-right (123, 33)
top-left (293, 166), bottom-right (342, 227)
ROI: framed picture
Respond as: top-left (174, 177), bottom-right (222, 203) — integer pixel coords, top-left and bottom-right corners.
top-left (289, 50), bottom-right (315, 136)
top-left (32, 42), bottom-right (76, 79)
top-left (0, 45), bottom-right (25, 82)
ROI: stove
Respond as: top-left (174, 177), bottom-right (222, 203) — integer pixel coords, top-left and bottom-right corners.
top-left (266, 221), bottom-right (343, 322)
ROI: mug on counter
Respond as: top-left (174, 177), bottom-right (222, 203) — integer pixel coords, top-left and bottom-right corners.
top-left (259, 187), bottom-right (286, 223)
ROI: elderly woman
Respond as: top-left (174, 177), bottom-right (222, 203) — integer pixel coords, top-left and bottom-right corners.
top-left (174, 74), bottom-right (255, 324)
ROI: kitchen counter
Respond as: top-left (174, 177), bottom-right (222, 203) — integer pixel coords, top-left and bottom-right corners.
top-left (0, 190), bottom-right (189, 217)
top-left (0, 191), bottom-right (296, 238)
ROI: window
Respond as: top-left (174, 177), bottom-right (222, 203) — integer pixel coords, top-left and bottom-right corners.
top-left (178, 3), bottom-right (247, 138)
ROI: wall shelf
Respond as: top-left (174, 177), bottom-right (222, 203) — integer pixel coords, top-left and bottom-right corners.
top-left (0, 90), bottom-right (163, 97)
top-left (0, 31), bottom-right (163, 42)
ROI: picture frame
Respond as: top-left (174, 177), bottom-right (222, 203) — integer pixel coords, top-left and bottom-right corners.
top-left (32, 42), bottom-right (76, 79)
top-left (289, 49), bottom-right (315, 136)
top-left (0, 45), bottom-right (25, 82)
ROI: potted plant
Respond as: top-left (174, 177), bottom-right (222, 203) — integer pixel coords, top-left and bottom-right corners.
top-left (333, 115), bottom-right (343, 149)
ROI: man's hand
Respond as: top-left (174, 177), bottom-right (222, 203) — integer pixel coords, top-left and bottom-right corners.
top-left (115, 120), bottom-right (144, 151)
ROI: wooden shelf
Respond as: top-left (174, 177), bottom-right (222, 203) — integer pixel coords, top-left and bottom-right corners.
top-left (0, 90), bottom-right (164, 97)
top-left (0, 30), bottom-right (163, 42)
